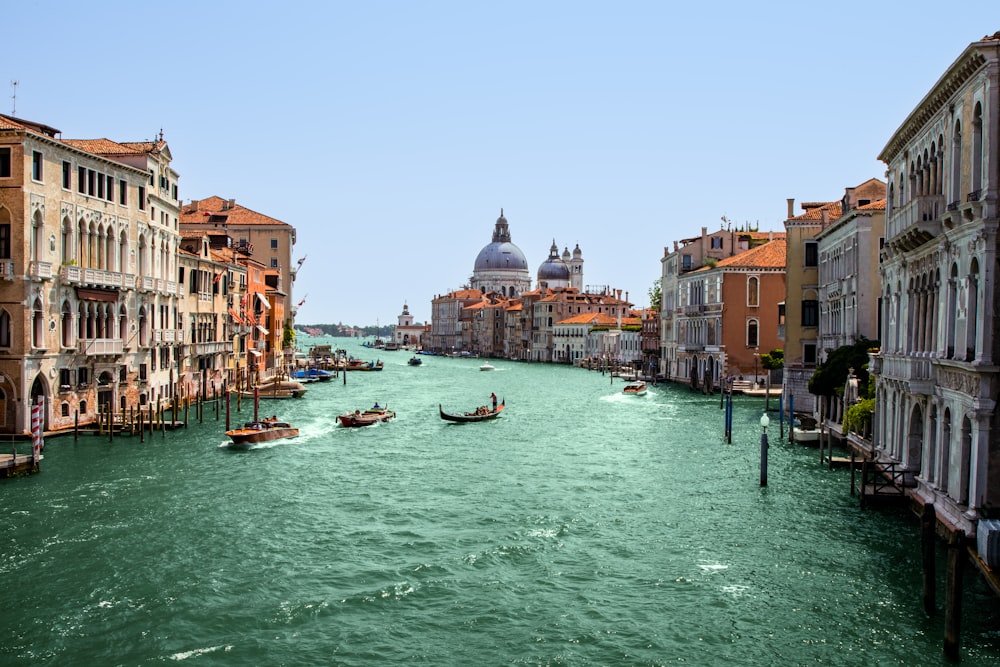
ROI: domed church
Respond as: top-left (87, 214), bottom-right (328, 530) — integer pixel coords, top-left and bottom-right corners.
top-left (537, 240), bottom-right (584, 290)
top-left (470, 210), bottom-right (532, 297)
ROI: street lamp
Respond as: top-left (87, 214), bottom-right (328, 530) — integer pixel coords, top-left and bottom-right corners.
top-left (760, 412), bottom-right (770, 486)
top-left (753, 351), bottom-right (760, 389)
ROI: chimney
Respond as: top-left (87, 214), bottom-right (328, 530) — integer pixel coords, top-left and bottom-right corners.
top-left (787, 198), bottom-right (795, 219)
top-left (821, 210), bottom-right (829, 228)
top-left (845, 187), bottom-right (856, 210)
top-left (228, 198), bottom-right (236, 209)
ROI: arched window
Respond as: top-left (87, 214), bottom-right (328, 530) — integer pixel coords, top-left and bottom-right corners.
top-left (0, 309), bottom-right (10, 348)
top-left (61, 301), bottom-right (73, 348)
top-left (747, 276), bottom-right (759, 307)
top-left (970, 103), bottom-right (983, 198)
top-left (951, 120), bottom-right (963, 204)
top-left (947, 264), bottom-right (958, 358)
top-left (967, 259), bottom-right (979, 361)
top-left (61, 216), bottom-right (73, 264)
top-left (32, 298), bottom-right (44, 348)
top-left (138, 306), bottom-right (148, 347)
top-left (746, 318), bottom-right (759, 348)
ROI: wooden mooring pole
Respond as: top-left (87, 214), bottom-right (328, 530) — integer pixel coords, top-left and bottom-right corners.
top-left (944, 530), bottom-right (966, 660)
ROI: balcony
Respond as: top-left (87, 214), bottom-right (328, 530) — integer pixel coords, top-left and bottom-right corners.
top-left (886, 195), bottom-right (944, 249)
top-left (60, 265), bottom-right (129, 289)
top-left (879, 353), bottom-right (935, 393)
top-left (0, 260), bottom-right (14, 281)
top-left (78, 338), bottom-right (124, 357)
top-left (153, 329), bottom-right (185, 343)
top-left (29, 261), bottom-right (53, 281)
top-left (191, 340), bottom-right (233, 355)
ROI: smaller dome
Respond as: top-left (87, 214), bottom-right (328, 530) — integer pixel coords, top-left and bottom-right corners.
top-left (538, 260), bottom-right (570, 281)
top-left (562, 247), bottom-right (571, 260)
top-left (572, 243), bottom-right (582, 258)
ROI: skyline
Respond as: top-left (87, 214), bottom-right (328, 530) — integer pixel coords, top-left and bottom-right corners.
top-left (5, 2), bottom-right (1000, 325)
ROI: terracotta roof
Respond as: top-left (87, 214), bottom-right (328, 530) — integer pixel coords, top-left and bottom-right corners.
top-left (699, 239), bottom-right (786, 271)
top-left (181, 196), bottom-right (290, 227)
top-left (858, 198), bottom-right (886, 211)
top-left (62, 138), bottom-right (155, 156)
top-left (791, 201), bottom-right (841, 222)
top-left (0, 114), bottom-right (60, 137)
top-left (437, 289), bottom-right (482, 300)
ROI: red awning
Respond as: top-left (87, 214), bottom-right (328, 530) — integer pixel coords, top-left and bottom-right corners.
top-left (228, 308), bottom-right (243, 324)
top-left (77, 287), bottom-right (119, 302)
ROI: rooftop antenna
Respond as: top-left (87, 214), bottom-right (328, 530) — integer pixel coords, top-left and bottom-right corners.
top-left (10, 80), bottom-right (18, 116)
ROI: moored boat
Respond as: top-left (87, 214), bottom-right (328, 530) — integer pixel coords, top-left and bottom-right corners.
top-left (338, 406), bottom-right (395, 427)
top-left (439, 399), bottom-right (505, 422)
top-left (293, 367), bottom-right (334, 382)
top-left (623, 382), bottom-right (647, 396)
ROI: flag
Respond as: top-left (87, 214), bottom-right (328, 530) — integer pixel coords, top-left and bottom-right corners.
top-left (213, 271), bottom-right (224, 284)
top-left (297, 293), bottom-right (308, 307)
top-left (297, 255), bottom-right (307, 267)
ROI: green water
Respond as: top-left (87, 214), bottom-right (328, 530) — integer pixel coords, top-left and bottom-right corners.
top-left (2, 338), bottom-right (999, 666)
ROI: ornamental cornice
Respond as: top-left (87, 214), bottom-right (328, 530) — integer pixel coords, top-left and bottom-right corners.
top-left (938, 366), bottom-right (980, 396)
top-left (879, 49), bottom-right (992, 163)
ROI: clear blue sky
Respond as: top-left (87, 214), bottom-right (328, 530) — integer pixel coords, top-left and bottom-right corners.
top-left (6, 2), bottom-right (999, 326)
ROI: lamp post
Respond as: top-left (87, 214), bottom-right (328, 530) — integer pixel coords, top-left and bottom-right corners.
top-left (760, 412), bottom-right (770, 486)
top-left (753, 351), bottom-right (760, 389)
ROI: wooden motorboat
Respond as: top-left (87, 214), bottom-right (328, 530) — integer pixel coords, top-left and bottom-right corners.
top-left (439, 399), bottom-right (505, 423)
top-left (226, 383), bottom-right (298, 446)
top-left (338, 407), bottom-right (395, 427)
top-left (623, 382), bottom-right (647, 396)
top-left (226, 419), bottom-right (299, 446)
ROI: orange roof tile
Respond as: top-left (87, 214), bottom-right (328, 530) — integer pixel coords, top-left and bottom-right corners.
top-left (181, 196), bottom-right (290, 227)
top-left (701, 239), bottom-right (786, 271)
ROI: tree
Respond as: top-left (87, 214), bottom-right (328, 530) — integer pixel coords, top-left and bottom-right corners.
top-left (648, 278), bottom-right (662, 311)
top-left (808, 338), bottom-right (878, 397)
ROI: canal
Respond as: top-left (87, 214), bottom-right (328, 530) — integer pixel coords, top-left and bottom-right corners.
top-left (2, 339), bottom-right (999, 665)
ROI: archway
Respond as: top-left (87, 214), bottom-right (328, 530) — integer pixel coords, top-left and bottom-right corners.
top-left (29, 374), bottom-right (49, 432)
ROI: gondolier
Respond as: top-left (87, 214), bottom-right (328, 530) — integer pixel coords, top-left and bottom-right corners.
top-left (490, 393), bottom-right (498, 410)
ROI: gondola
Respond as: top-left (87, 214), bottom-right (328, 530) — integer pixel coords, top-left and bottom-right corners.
top-left (439, 399), bottom-right (505, 423)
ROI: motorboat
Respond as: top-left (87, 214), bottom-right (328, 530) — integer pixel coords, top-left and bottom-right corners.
top-left (338, 407), bottom-right (395, 427)
top-left (479, 362), bottom-right (496, 371)
top-left (623, 382), bottom-right (647, 396)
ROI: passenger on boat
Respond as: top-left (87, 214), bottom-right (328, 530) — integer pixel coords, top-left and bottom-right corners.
top-left (373, 402), bottom-right (381, 410)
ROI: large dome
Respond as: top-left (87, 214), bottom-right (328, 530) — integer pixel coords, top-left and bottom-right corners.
top-left (473, 210), bottom-right (528, 271)
top-left (474, 242), bottom-right (529, 271)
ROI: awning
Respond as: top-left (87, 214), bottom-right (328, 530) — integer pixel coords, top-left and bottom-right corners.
top-left (249, 349), bottom-right (262, 357)
top-left (228, 308), bottom-right (243, 324)
top-left (257, 294), bottom-right (271, 310)
top-left (77, 287), bottom-right (119, 302)
top-left (256, 325), bottom-right (269, 336)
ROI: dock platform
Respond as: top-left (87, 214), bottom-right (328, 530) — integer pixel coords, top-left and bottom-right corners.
top-left (0, 453), bottom-right (42, 478)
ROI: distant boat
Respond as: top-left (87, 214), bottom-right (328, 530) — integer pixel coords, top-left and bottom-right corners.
top-left (623, 382), bottom-right (647, 396)
top-left (439, 399), bottom-right (504, 423)
top-left (408, 356), bottom-right (423, 366)
top-left (479, 361), bottom-right (496, 371)
top-left (338, 407), bottom-right (395, 427)
top-left (239, 379), bottom-right (308, 399)
top-left (384, 341), bottom-right (400, 351)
